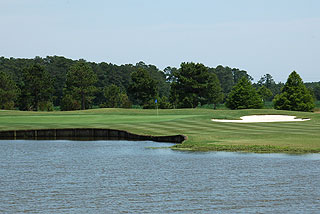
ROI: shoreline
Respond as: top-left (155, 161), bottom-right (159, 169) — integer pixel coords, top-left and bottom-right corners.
top-left (171, 144), bottom-right (320, 154)
top-left (0, 128), bottom-right (187, 144)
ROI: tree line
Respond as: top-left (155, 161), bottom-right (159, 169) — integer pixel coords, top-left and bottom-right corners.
top-left (0, 56), bottom-right (318, 112)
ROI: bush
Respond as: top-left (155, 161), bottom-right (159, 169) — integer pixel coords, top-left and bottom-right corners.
top-left (38, 101), bottom-right (54, 111)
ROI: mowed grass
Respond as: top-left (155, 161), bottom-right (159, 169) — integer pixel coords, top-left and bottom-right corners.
top-left (0, 108), bottom-right (320, 153)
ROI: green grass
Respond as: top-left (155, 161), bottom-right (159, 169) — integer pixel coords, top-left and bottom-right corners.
top-left (1, 108), bottom-right (320, 153)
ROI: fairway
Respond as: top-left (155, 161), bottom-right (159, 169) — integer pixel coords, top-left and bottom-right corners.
top-left (1, 108), bottom-right (320, 153)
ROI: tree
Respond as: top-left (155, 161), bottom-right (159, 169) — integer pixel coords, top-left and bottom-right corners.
top-left (128, 68), bottom-right (158, 107)
top-left (257, 86), bottom-right (273, 102)
top-left (257, 74), bottom-right (279, 99)
top-left (258, 74), bottom-right (276, 89)
top-left (206, 73), bottom-right (224, 109)
top-left (43, 56), bottom-right (74, 106)
top-left (0, 71), bottom-right (20, 109)
top-left (170, 63), bottom-right (225, 108)
top-left (273, 71), bottom-right (315, 112)
top-left (63, 60), bottom-right (97, 110)
top-left (226, 76), bottom-right (263, 110)
top-left (119, 93), bottom-right (132, 108)
top-left (170, 62), bottom-right (209, 108)
top-left (135, 62), bottom-right (170, 98)
top-left (103, 84), bottom-right (131, 108)
top-left (211, 65), bottom-right (234, 95)
top-left (103, 84), bottom-right (122, 108)
top-left (232, 68), bottom-right (253, 83)
top-left (18, 64), bottom-right (53, 111)
top-left (60, 94), bottom-right (81, 111)
top-left (164, 66), bottom-right (178, 83)
top-left (158, 96), bottom-right (172, 109)
top-left (314, 84), bottom-right (320, 100)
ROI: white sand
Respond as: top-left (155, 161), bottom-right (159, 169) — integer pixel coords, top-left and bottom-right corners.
top-left (211, 115), bottom-right (310, 123)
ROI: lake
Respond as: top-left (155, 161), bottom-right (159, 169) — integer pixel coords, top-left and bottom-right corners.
top-left (0, 140), bottom-right (320, 213)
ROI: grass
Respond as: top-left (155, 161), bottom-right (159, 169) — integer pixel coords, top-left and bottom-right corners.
top-left (0, 108), bottom-right (320, 153)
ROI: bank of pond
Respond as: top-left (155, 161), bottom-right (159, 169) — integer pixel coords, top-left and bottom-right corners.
top-left (0, 128), bottom-right (187, 144)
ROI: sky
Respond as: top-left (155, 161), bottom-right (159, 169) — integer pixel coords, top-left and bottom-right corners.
top-left (1, 0), bottom-right (319, 82)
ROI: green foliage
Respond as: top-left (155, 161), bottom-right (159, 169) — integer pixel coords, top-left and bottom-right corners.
top-left (143, 99), bottom-right (157, 109)
top-left (305, 82), bottom-right (320, 101)
top-left (257, 86), bottom-right (273, 102)
top-left (38, 101), bottom-right (54, 111)
top-left (103, 84), bottom-right (122, 108)
top-left (273, 71), bottom-right (315, 112)
top-left (135, 62), bottom-right (170, 98)
top-left (1, 56), bottom-right (318, 112)
top-left (128, 68), bottom-right (158, 107)
top-left (206, 73), bottom-right (224, 109)
top-left (232, 68), bottom-right (253, 83)
top-left (18, 64), bottom-right (53, 111)
top-left (0, 71), bottom-right (20, 109)
top-left (158, 96), bottom-right (172, 109)
top-left (211, 65), bottom-right (234, 95)
top-left (60, 94), bottom-right (81, 111)
top-left (93, 62), bottom-right (133, 105)
top-left (226, 77), bottom-right (263, 110)
top-left (43, 56), bottom-right (74, 106)
top-left (164, 66), bottom-right (178, 83)
top-left (257, 74), bottom-right (276, 89)
top-left (171, 62), bottom-right (222, 108)
top-left (119, 93), bottom-right (132, 108)
top-left (314, 84), bottom-right (320, 100)
top-left (63, 60), bottom-right (97, 110)
top-left (102, 84), bottom-right (132, 108)
top-left (210, 65), bottom-right (252, 96)
top-left (257, 74), bottom-right (282, 99)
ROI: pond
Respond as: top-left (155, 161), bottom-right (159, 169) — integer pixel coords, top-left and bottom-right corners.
top-left (0, 140), bottom-right (320, 213)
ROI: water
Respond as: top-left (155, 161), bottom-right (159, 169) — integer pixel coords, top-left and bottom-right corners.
top-left (0, 140), bottom-right (320, 213)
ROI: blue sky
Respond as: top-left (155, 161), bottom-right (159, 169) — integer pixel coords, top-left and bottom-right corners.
top-left (1, 0), bottom-right (319, 82)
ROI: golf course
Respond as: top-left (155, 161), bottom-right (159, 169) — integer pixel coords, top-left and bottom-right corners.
top-left (1, 108), bottom-right (319, 153)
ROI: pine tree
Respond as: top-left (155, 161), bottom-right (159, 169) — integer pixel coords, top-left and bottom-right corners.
top-left (273, 71), bottom-right (314, 112)
top-left (206, 73), bottom-right (224, 109)
top-left (18, 64), bottom-right (53, 111)
top-left (226, 77), bottom-right (263, 110)
top-left (103, 84), bottom-right (122, 108)
top-left (62, 60), bottom-right (97, 110)
top-left (128, 68), bottom-right (158, 107)
top-left (257, 86), bottom-right (273, 102)
top-left (0, 71), bottom-right (20, 109)
top-left (170, 62), bottom-right (216, 108)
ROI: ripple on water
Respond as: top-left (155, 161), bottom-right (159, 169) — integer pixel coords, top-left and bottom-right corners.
top-left (0, 140), bottom-right (320, 213)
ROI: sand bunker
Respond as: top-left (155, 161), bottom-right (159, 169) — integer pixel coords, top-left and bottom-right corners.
top-left (212, 115), bottom-right (310, 123)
